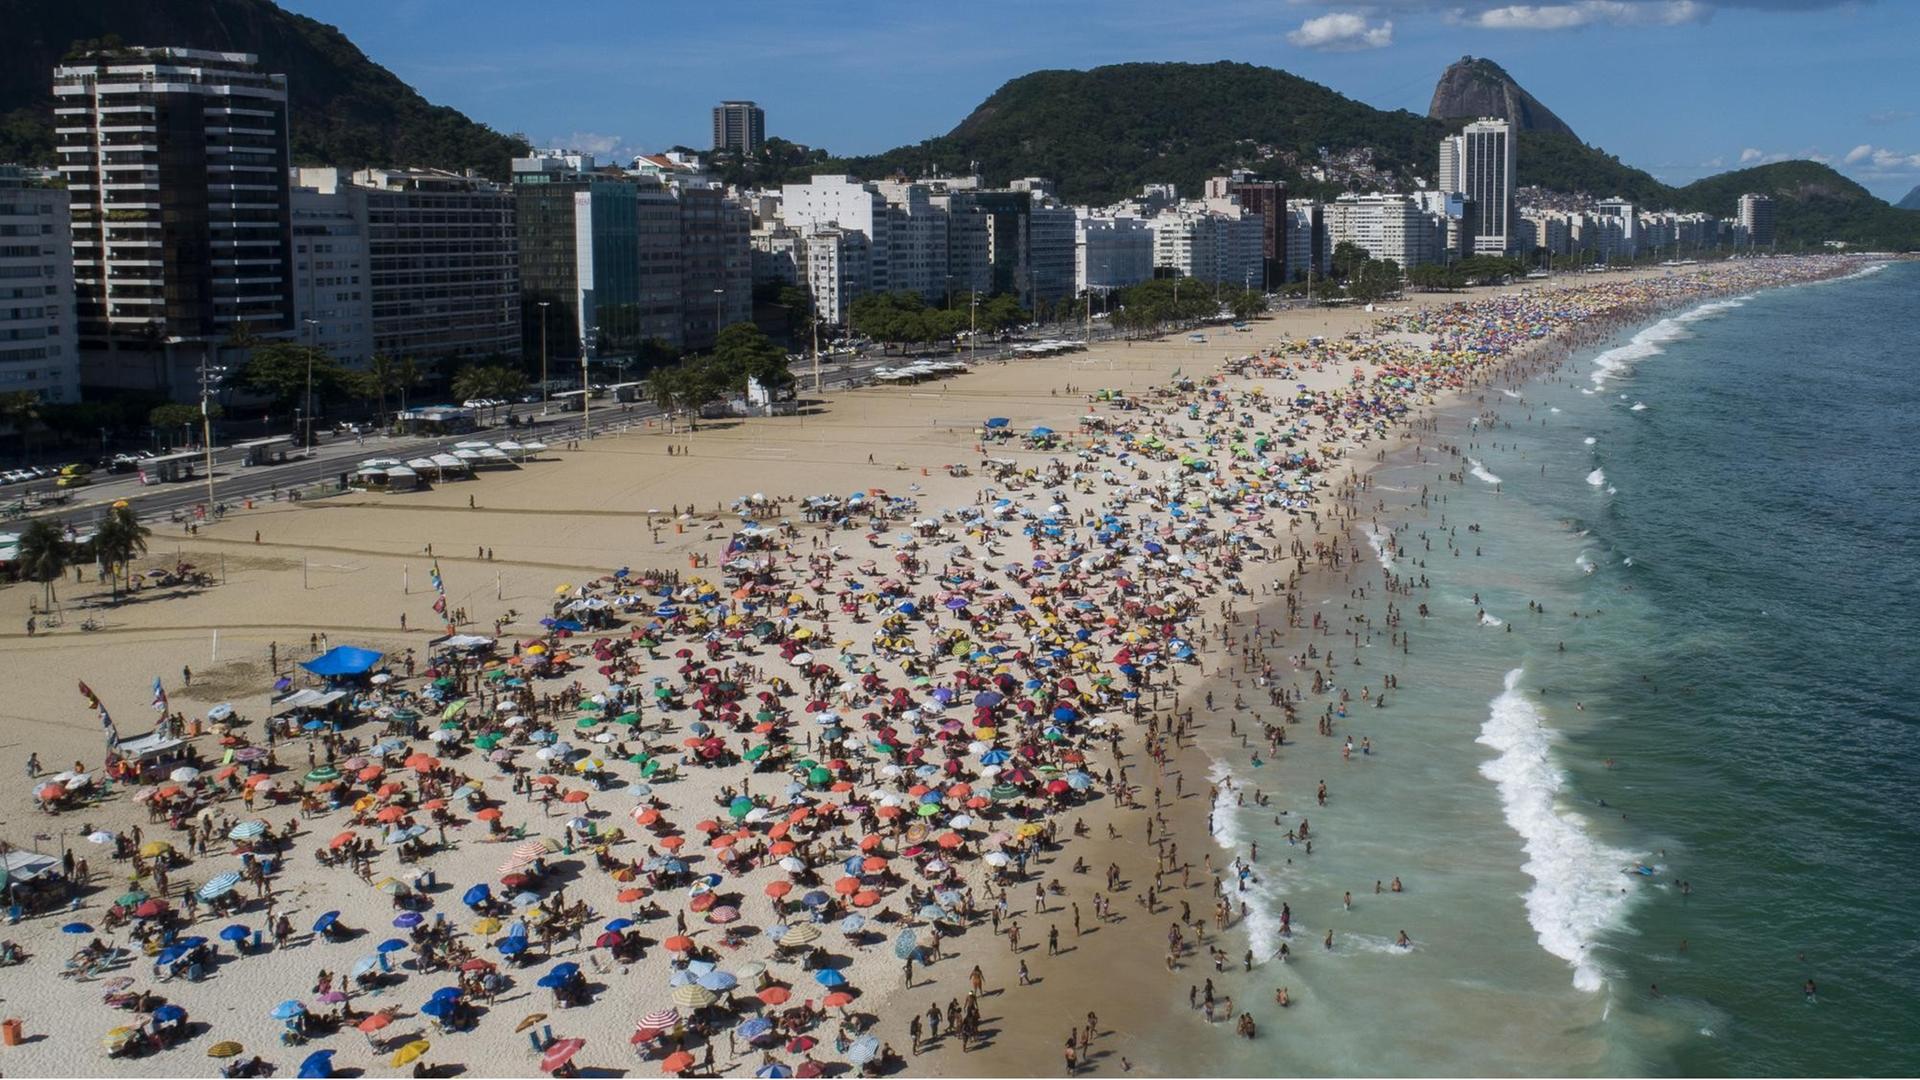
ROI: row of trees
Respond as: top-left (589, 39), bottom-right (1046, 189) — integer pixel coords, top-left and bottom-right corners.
top-left (846, 291), bottom-right (1030, 351)
top-left (12, 502), bottom-right (151, 610)
top-left (1108, 277), bottom-right (1266, 335)
top-left (645, 324), bottom-right (796, 428)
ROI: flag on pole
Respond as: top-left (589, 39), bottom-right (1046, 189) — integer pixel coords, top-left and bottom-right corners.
top-left (151, 676), bottom-right (168, 713)
top-left (77, 680), bottom-right (101, 710)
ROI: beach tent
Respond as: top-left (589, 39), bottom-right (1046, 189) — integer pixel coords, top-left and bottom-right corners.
top-left (302, 646), bottom-right (384, 678)
top-left (115, 731), bottom-right (187, 761)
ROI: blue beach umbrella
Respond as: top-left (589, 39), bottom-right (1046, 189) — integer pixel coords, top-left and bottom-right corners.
top-left (376, 938), bottom-right (408, 953)
top-left (697, 971), bottom-right (737, 992)
top-left (297, 1050), bottom-right (335, 1079)
top-left (462, 884), bottom-right (491, 906)
top-left (270, 1000), bottom-right (307, 1020)
top-left (218, 924), bottom-right (251, 943)
top-left (349, 955), bottom-right (380, 977)
top-left (393, 912), bottom-right (424, 928)
top-left (60, 922), bottom-right (92, 934)
top-left (847, 1034), bottom-right (881, 1064)
top-left (756, 1064), bottom-right (793, 1079)
top-left (812, 968), bottom-right (846, 988)
top-left (312, 911), bottom-right (340, 933)
top-left (419, 998), bottom-right (455, 1019)
top-left (737, 1017), bottom-right (774, 1040)
top-left (153, 1004), bottom-right (187, 1023)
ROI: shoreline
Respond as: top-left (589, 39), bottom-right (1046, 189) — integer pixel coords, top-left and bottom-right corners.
top-left (0, 256), bottom-right (1881, 1079)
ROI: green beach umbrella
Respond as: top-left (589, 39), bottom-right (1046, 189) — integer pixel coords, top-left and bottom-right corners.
top-left (742, 744), bottom-right (770, 762)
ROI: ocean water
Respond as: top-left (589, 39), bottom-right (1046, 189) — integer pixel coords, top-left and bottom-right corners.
top-left (1185, 262), bottom-right (1920, 1076)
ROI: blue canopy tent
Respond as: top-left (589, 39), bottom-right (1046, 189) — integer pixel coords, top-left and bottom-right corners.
top-left (301, 646), bottom-right (384, 678)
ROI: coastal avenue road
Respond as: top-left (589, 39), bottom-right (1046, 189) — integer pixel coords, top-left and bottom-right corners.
top-left (6, 326), bottom-right (1133, 532)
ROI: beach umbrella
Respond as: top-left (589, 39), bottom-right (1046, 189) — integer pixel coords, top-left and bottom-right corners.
top-left (812, 968), bottom-right (847, 988)
top-left (61, 922), bottom-right (93, 934)
top-left (640, 1008), bottom-right (681, 1031)
top-left (893, 930), bottom-right (919, 959)
top-left (540, 1037), bottom-right (585, 1073)
top-left (758, 986), bottom-right (791, 1006)
top-left (357, 1014), bottom-right (393, 1033)
top-left (207, 1041), bottom-right (244, 1059)
top-left (662, 1050), bottom-right (696, 1074)
top-left (312, 911), bottom-right (340, 933)
top-left (838, 914), bottom-right (866, 934)
top-left (270, 1000), bottom-right (307, 1020)
top-left (376, 938), bottom-right (408, 954)
top-left (756, 1064), bottom-right (793, 1079)
top-left (218, 924), bottom-right (251, 944)
top-left (391, 1040), bottom-right (431, 1067)
top-left (199, 871), bottom-right (243, 900)
top-left (697, 970), bottom-right (737, 992)
top-left (228, 820), bottom-right (266, 841)
top-left (737, 1017), bottom-right (774, 1041)
top-left (297, 1049), bottom-right (335, 1079)
top-left (463, 884), bottom-right (492, 907)
top-left (420, 998), bottom-right (455, 1019)
top-left (152, 1003), bottom-right (187, 1024)
top-left (671, 984), bottom-right (716, 1008)
top-left (349, 955), bottom-right (381, 977)
top-left (394, 912), bottom-right (424, 928)
top-left (114, 890), bottom-right (149, 907)
top-left (846, 1034), bottom-right (881, 1064)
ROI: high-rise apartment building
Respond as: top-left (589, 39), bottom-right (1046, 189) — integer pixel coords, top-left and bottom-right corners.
top-left (514, 152), bottom-right (645, 367)
top-left (1324, 194), bottom-right (1446, 269)
top-left (289, 182), bottom-right (371, 367)
top-left (712, 101), bottom-right (766, 155)
top-left (294, 167), bottom-right (520, 366)
top-left (1457, 118), bottom-right (1515, 255)
top-left (1206, 172), bottom-right (1286, 287)
top-left (1027, 202), bottom-right (1079, 307)
top-left (779, 176), bottom-right (890, 294)
top-left (0, 167), bottom-right (79, 403)
top-left (55, 47), bottom-right (293, 396)
top-left (674, 180), bottom-right (752, 351)
top-left (1075, 213), bottom-right (1154, 294)
top-left (1737, 193), bottom-right (1774, 247)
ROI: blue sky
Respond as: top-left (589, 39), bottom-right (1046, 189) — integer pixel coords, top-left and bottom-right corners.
top-left (282, 0), bottom-right (1920, 200)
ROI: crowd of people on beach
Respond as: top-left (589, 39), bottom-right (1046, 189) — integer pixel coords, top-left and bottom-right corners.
top-left (4, 256), bottom-right (1871, 1078)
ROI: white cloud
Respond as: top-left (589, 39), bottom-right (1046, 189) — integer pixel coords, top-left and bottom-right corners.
top-left (1842, 144), bottom-right (1920, 171)
top-left (1287, 12), bottom-right (1396, 50)
top-left (1469, 1), bottom-right (1709, 29)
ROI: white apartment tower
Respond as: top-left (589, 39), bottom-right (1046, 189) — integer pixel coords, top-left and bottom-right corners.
top-left (1459, 118), bottom-right (1516, 255)
top-left (0, 167), bottom-right (79, 403)
top-left (55, 47), bottom-right (293, 397)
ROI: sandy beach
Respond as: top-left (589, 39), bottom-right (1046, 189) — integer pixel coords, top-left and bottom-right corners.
top-left (0, 257), bottom-right (1871, 1078)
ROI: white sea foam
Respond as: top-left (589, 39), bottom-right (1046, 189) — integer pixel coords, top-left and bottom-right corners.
top-left (1501, 389), bottom-right (1523, 399)
top-left (1467, 458), bottom-right (1502, 485)
top-left (1586, 468), bottom-right (1607, 488)
top-left (1207, 760), bottom-right (1282, 963)
top-left (1479, 611), bottom-right (1505, 626)
top-left (1629, 402), bottom-right (1648, 412)
top-left (1583, 437), bottom-right (1597, 446)
top-left (1589, 297), bottom-right (1746, 389)
top-left (1363, 526), bottom-right (1395, 570)
top-left (1549, 406), bottom-right (1562, 414)
top-left (1478, 669), bottom-right (1637, 992)
top-left (1575, 553), bottom-right (1596, 575)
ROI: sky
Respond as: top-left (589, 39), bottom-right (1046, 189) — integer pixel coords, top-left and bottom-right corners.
top-left (280, 0), bottom-right (1920, 201)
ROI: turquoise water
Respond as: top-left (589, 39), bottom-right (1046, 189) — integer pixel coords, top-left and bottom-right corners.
top-left (1188, 262), bottom-right (1920, 1076)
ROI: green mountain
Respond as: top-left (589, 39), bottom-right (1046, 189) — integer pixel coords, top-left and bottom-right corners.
top-left (1897, 185), bottom-right (1920, 211)
top-left (825, 61), bottom-right (1916, 250)
top-left (0, 0), bottom-right (527, 177)
top-left (1670, 162), bottom-right (1920, 248)
top-left (827, 61), bottom-right (1449, 204)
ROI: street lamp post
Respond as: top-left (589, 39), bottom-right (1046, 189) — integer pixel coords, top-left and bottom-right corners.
top-left (581, 325), bottom-right (597, 441)
top-left (712, 288), bottom-right (725, 345)
top-left (538, 301), bottom-right (550, 415)
top-left (302, 318), bottom-right (318, 456)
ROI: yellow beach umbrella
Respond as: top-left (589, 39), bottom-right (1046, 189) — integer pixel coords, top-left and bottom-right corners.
top-left (139, 840), bottom-right (173, 858)
top-left (206, 1041), bottom-right (244, 1059)
top-left (470, 917), bottom-right (502, 935)
top-left (391, 1039), bottom-right (431, 1066)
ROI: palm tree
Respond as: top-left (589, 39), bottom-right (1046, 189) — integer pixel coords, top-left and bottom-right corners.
top-left (366, 354), bottom-right (399, 426)
top-left (90, 503), bottom-right (151, 599)
top-left (396, 356), bottom-right (424, 418)
top-left (15, 518), bottom-right (71, 613)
